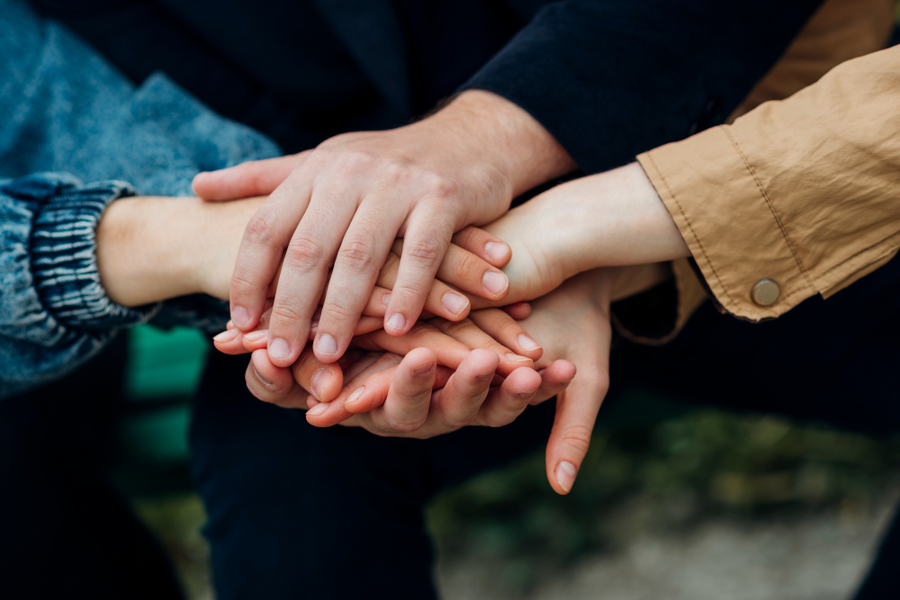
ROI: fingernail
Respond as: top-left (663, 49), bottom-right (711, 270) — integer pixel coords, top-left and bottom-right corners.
top-left (441, 291), bottom-right (469, 316)
top-left (518, 389), bottom-right (537, 399)
top-left (311, 368), bottom-right (333, 400)
top-left (344, 386), bottom-right (366, 406)
top-left (213, 329), bottom-right (239, 343)
top-left (269, 338), bottom-right (291, 359)
top-left (484, 241), bottom-right (510, 262)
top-left (556, 461), bottom-right (578, 493)
top-left (252, 364), bottom-right (273, 387)
top-left (482, 271), bottom-right (509, 295)
top-left (381, 293), bottom-right (391, 306)
top-left (387, 313), bottom-right (406, 332)
top-left (517, 334), bottom-right (540, 351)
top-left (232, 306), bottom-right (250, 328)
top-left (506, 353), bottom-right (531, 362)
top-left (307, 402), bottom-right (329, 417)
top-left (476, 371), bottom-right (494, 382)
top-left (244, 330), bottom-right (267, 343)
top-left (413, 362), bottom-right (435, 377)
top-left (316, 333), bottom-right (337, 356)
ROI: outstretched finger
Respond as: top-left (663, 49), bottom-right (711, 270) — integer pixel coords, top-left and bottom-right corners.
top-left (388, 240), bottom-right (509, 304)
top-left (314, 202), bottom-right (404, 363)
top-left (545, 354), bottom-right (610, 495)
top-left (468, 308), bottom-right (543, 361)
top-left (451, 226), bottom-right (512, 268)
top-left (229, 172), bottom-right (314, 334)
top-left (384, 202), bottom-right (455, 336)
top-left (193, 153), bottom-right (309, 201)
top-left (265, 188), bottom-right (360, 366)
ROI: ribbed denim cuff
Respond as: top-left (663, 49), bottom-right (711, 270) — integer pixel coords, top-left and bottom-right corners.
top-left (23, 175), bottom-right (161, 330)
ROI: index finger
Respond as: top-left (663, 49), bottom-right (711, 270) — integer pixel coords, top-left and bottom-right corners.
top-left (229, 170), bottom-right (313, 332)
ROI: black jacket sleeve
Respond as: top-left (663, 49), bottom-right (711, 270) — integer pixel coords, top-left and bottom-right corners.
top-left (463, 0), bottom-right (825, 174)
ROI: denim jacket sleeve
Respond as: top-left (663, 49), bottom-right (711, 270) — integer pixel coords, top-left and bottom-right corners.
top-left (0, 174), bottom-right (156, 398)
top-left (0, 0), bottom-right (281, 397)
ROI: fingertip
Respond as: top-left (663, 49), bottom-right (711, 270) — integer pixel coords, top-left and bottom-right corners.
top-left (481, 270), bottom-right (509, 298)
top-left (439, 291), bottom-right (470, 321)
top-left (191, 171), bottom-right (209, 197)
top-left (483, 241), bottom-right (511, 266)
top-left (546, 359), bottom-right (576, 384)
top-left (231, 305), bottom-right (253, 330)
top-left (553, 460), bottom-right (578, 495)
top-left (467, 347), bottom-right (501, 374)
top-left (213, 329), bottom-right (239, 343)
top-left (242, 329), bottom-right (268, 351)
top-left (385, 312), bottom-right (408, 336)
top-left (313, 332), bottom-right (341, 363)
top-left (267, 336), bottom-right (299, 368)
top-left (511, 366), bottom-right (542, 394)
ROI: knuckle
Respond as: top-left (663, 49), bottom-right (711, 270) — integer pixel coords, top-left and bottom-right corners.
top-left (338, 237), bottom-right (378, 271)
top-left (245, 212), bottom-right (277, 245)
top-left (596, 373), bottom-right (611, 396)
top-left (434, 318), bottom-right (472, 338)
top-left (404, 238), bottom-right (443, 266)
top-left (285, 236), bottom-right (326, 267)
top-left (230, 269), bottom-right (259, 293)
top-left (270, 302), bottom-right (306, 325)
top-left (320, 299), bottom-right (356, 324)
top-left (494, 317), bottom-right (523, 341)
top-left (488, 414), bottom-right (515, 428)
top-left (385, 415), bottom-right (427, 434)
top-left (448, 252), bottom-right (483, 284)
top-left (438, 412), bottom-right (474, 430)
top-left (425, 174), bottom-right (459, 199)
top-left (451, 226), bottom-right (480, 250)
top-left (560, 425), bottom-right (593, 456)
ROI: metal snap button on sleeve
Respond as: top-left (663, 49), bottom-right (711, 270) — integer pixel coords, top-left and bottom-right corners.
top-left (751, 278), bottom-right (780, 306)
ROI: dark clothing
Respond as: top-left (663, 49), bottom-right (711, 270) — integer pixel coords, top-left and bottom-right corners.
top-left (32, 0), bottom-right (822, 171)
top-left (189, 252), bottom-right (900, 599)
top-left (17, 1), bottom-right (897, 599)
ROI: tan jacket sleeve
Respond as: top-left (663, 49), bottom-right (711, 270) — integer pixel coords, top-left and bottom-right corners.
top-left (638, 41), bottom-right (900, 322)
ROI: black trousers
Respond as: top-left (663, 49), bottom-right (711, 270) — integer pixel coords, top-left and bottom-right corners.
top-left (190, 253), bottom-right (900, 600)
top-left (0, 335), bottom-right (185, 600)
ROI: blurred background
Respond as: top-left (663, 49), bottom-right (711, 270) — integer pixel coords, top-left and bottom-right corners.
top-left (119, 325), bottom-right (900, 600)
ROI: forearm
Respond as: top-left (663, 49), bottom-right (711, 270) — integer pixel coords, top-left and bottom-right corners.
top-left (96, 195), bottom-right (264, 306)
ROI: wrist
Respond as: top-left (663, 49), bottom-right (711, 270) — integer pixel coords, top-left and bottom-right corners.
top-left (536, 163), bottom-right (690, 277)
top-left (433, 90), bottom-right (577, 197)
top-left (96, 196), bottom-right (202, 306)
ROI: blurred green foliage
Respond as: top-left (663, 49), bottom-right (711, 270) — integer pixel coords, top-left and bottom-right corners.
top-left (426, 411), bottom-right (900, 595)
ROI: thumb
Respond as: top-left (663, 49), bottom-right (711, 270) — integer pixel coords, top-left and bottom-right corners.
top-left (544, 364), bottom-right (610, 495)
top-left (193, 153), bottom-right (308, 201)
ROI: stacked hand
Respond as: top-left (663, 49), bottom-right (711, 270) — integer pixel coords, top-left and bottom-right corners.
top-left (193, 92), bottom-right (686, 494)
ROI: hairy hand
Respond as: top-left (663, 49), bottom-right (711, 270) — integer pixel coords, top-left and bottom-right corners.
top-left (194, 90), bottom-right (574, 370)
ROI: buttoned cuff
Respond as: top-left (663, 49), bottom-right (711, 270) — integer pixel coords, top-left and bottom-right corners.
top-left (637, 127), bottom-right (817, 321)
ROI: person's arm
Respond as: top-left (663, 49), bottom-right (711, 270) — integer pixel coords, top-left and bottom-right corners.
top-left (638, 43), bottom-right (900, 321)
top-left (193, 0), bottom-right (828, 370)
top-left (0, 174), bottom-right (266, 400)
top-left (460, 0), bottom-right (827, 175)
